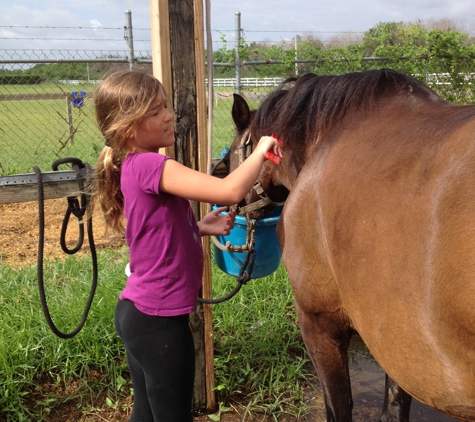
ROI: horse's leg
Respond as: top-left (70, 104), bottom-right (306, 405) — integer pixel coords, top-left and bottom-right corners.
top-left (380, 375), bottom-right (412, 422)
top-left (297, 305), bottom-right (353, 422)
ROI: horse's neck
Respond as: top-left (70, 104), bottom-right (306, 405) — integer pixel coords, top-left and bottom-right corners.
top-left (280, 151), bottom-right (304, 190)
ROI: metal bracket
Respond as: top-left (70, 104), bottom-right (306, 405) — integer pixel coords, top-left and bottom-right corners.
top-left (0, 169), bottom-right (88, 186)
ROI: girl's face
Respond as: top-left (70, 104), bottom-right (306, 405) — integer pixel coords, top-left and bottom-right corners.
top-left (126, 91), bottom-right (175, 153)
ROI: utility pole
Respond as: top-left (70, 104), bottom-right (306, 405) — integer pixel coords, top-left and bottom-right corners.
top-left (125, 10), bottom-right (135, 70)
top-left (235, 11), bottom-right (242, 95)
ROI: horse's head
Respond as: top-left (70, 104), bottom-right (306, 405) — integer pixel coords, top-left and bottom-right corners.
top-left (229, 93), bottom-right (290, 219)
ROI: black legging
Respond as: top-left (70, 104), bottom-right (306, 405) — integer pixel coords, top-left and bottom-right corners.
top-left (114, 299), bottom-right (195, 422)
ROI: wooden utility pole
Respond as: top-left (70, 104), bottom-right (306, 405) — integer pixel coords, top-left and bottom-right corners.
top-left (149, 0), bottom-right (215, 412)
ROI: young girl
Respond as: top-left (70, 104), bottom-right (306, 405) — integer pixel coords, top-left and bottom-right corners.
top-left (92, 70), bottom-right (282, 422)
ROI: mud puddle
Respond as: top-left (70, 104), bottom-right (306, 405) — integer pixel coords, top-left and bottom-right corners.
top-left (303, 336), bottom-right (460, 421)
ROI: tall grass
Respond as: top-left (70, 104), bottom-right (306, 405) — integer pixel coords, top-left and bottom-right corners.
top-left (0, 246), bottom-right (313, 421)
top-left (0, 247), bottom-right (128, 421)
top-left (211, 266), bottom-right (312, 420)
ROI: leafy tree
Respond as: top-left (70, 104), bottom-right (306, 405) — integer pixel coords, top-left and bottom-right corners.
top-left (211, 32), bottom-right (236, 77)
top-left (362, 22), bottom-right (404, 55)
top-left (426, 30), bottom-right (475, 101)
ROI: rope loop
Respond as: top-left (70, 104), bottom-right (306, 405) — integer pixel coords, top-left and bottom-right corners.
top-left (52, 158), bottom-right (91, 255)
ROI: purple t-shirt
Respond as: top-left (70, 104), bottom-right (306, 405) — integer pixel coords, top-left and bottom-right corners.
top-left (119, 152), bottom-right (203, 316)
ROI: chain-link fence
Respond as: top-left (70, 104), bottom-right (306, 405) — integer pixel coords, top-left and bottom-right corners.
top-left (0, 49), bottom-right (281, 176)
top-left (0, 50), bottom-right (150, 176)
top-left (1, 49), bottom-right (475, 176)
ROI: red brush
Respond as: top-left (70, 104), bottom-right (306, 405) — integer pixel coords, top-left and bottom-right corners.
top-left (265, 133), bottom-right (284, 165)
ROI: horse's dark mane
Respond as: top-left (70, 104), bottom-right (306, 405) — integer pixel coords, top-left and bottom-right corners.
top-left (252, 69), bottom-right (441, 150)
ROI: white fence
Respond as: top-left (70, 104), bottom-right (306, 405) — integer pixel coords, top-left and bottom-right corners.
top-left (57, 74), bottom-right (475, 88)
top-left (57, 77), bottom-right (285, 87)
top-left (211, 74), bottom-right (475, 88)
top-left (207, 77), bottom-right (285, 87)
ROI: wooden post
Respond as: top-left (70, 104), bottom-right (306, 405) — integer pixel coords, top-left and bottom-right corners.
top-left (149, 0), bottom-right (174, 158)
top-left (149, 0), bottom-right (215, 412)
top-left (194, 0), bottom-right (216, 412)
top-left (66, 94), bottom-right (74, 143)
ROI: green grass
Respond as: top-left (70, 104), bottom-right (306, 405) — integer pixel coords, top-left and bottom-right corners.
top-left (0, 246), bottom-right (313, 421)
top-left (0, 98), bottom-right (103, 175)
top-left (0, 248), bottom-right (128, 421)
top-left (0, 83), bottom-right (105, 175)
top-left (211, 266), bottom-right (311, 420)
top-left (0, 83), bottom-right (264, 176)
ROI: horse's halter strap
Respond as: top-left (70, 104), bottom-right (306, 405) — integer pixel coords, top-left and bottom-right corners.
top-left (238, 129), bottom-right (253, 166)
top-left (237, 130), bottom-right (284, 216)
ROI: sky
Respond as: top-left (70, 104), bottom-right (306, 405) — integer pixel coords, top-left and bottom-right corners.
top-left (1, 0), bottom-right (475, 53)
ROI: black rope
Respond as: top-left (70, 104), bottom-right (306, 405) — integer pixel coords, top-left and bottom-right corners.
top-left (34, 158), bottom-right (98, 339)
top-left (197, 248), bottom-right (256, 304)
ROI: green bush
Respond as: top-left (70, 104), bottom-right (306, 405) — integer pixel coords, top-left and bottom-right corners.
top-left (0, 75), bottom-right (43, 85)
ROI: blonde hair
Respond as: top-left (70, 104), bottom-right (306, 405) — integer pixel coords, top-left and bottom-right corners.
top-left (93, 70), bottom-right (165, 234)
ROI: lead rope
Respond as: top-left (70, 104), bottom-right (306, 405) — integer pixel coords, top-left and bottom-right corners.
top-left (34, 158), bottom-right (98, 339)
top-left (201, 150), bottom-right (256, 304)
top-left (201, 132), bottom-right (266, 304)
top-left (198, 218), bottom-right (257, 304)
top-left (197, 248), bottom-right (256, 304)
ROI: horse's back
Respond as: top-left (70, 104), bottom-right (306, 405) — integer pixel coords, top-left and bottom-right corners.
top-left (279, 100), bottom-right (475, 419)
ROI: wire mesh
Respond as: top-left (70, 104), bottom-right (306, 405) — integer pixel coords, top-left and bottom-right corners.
top-left (1, 49), bottom-right (474, 176)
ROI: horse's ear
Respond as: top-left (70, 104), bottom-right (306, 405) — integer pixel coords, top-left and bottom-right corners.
top-left (232, 93), bottom-right (251, 132)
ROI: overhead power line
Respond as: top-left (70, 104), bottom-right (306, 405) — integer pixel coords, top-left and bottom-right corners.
top-left (0, 25), bottom-right (146, 30)
top-left (1, 37), bottom-right (150, 42)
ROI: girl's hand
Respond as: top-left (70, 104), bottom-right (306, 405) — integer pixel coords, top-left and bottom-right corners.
top-left (254, 135), bottom-right (283, 162)
top-left (198, 206), bottom-right (236, 236)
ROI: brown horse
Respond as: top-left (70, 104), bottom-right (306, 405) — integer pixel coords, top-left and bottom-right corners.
top-left (228, 69), bottom-right (475, 422)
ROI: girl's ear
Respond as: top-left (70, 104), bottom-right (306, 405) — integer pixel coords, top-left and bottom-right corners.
top-left (127, 127), bottom-right (137, 142)
top-left (123, 131), bottom-right (136, 152)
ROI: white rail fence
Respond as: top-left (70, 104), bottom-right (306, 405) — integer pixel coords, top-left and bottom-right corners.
top-left (57, 74), bottom-right (475, 88)
top-left (208, 77), bottom-right (285, 87)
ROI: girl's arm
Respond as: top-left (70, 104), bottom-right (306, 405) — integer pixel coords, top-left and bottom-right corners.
top-left (159, 135), bottom-right (282, 205)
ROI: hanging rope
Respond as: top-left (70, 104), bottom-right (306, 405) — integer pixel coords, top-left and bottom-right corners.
top-left (34, 158), bottom-right (98, 339)
top-left (197, 248), bottom-right (256, 304)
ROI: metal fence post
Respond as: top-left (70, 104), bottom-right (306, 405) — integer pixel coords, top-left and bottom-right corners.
top-left (125, 10), bottom-right (135, 71)
top-left (294, 36), bottom-right (299, 76)
top-left (235, 12), bottom-right (241, 95)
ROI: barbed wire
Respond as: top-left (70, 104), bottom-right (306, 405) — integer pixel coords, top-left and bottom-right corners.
top-left (0, 24), bottom-right (364, 35)
top-left (0, 24), bottom-right (365, 50)
top-left (0, 25), bottom-right (147, 30)
top-left (1, 37), bottom-right (151, 42)
top-left (216, 29), bottom-right (365, 34)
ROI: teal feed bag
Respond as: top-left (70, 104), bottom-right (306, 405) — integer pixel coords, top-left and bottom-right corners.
top-left (212, 206), bottom-right (282, 279)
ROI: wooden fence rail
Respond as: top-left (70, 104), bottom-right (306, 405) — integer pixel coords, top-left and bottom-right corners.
top-left (0, 170), bottom-right (88, 204)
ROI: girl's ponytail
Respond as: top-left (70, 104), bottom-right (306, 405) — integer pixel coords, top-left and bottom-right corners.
top-left (93, 144), bottom-right (125, 234)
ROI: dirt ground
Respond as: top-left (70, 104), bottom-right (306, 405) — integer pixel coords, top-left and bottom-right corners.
top-left (0, 199), bottom-right (123, 267)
